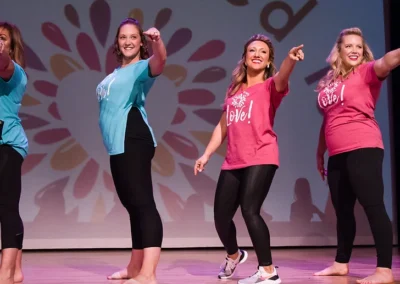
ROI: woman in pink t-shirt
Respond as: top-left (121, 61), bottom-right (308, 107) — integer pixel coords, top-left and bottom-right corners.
top-left (315, 27), bottom-right (400, 284)
top-left (194, 34), bottom-right (304, 284)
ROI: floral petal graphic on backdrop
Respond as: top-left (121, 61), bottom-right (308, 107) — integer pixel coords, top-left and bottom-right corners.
top-left (129, 8), bottom-right (144, 26)
top-left (227, 0), bottom-right (249, 6)
top-left (191, 131), bottom-right (227, 157)
top-left (152, 142), bottom-right (175, 177)
top-left (48, 102), bottom-right (62, 120)
top-left (42, 22), bottom-right (71, 52)
top-left (24, 43), bottom-right (47, 71)
top-left (50, 54), bottom-right (83, 80)
top-left (193, 109), bottom-right (222, 125)
top-left (171, 108), bottom-right (186, 124)
top-left (64, 4), bottom-right (80, 28)
top-left (34, 128), bottom-right (71, 144)
top-left (20, 113), bottom-right (49, 130)
top-left (76, 33), bottom-right (101, 71)
top-left (162, 64), bottom-right (187, 86)
top-left (90, 0), bottom-right (110, 47)
top-left (105, 46), bottom-right (118, 74)
top-left (193, 67), bottom-right (226, 83)
top-left (21, 94), bottom-right (41, 106)
top-left (103, 171), bottom-right (115, 192)
top-left (154, 8), bottom-right (172, 30)
top-left (163, 131), bottom-right (199, 159)
top-left (74, 159), bottom-right (100, 199)
top-left (159, 183), bottom-right (185, 221)
top-left (166, 28), bottom-right (192, 56)
top-left (51, 138), bottom-right (88, 171)
top-left (91, 195), bottom-right (107, 222)
top-left (188, 40), bottom-right (225, 61)
top-left (22, 154), bottom-right (47, 175)
top-left (178, 89), bottom-right (215, 105)
top-left (34, 80), bottom-right (58, 97)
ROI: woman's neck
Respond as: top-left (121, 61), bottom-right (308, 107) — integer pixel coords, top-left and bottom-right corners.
top-left (121, 55), bottom-right (140, 68)
top-left (246, 69), bottom-right (265, 88)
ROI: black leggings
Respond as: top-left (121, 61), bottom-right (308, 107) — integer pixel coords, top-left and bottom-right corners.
top-left (327, 148), bottom-right (392, 268)
top-left (214, 165), bottom-right (277, 266)
top-left (0, 145), bottom-right (24, 250)
top-left (110, 139), bottom-right (163, 249)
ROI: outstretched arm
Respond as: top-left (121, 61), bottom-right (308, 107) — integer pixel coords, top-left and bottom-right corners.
top-left (374, 48), bottom-right (400, 79)
top-left (144, 27), bottom-right (167, 77)
top-left (0, 40), bottom-right (14, 80)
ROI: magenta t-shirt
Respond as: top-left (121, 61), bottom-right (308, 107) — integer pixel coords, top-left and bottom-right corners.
top-left (221, 77), bottom-right (289, 170)
top-left (317, 61), bottom-right (384, 157)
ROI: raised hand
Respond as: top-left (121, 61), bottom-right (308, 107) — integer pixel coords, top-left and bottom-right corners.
top-left (289, 44), bottom-right (304, 61)
top-left (143, 27), bottom-right (161, 42)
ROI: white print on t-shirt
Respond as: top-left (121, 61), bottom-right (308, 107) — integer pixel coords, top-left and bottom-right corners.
top-left (96, 73), bottom-right (116, 102)
top-left (318, 81), bottom-right (346, 108)
top-left (226, 91), bottom-right (254, 126)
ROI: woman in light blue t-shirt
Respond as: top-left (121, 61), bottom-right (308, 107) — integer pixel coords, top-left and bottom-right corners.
top-left (0, 22), bottom-right (28, 284)
top-left (97, 18), bottom-right (166, 284)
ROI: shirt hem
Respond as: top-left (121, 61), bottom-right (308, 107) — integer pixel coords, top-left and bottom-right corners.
top-left (328, 145), bottom-right (384, 157)
top-left (221, 161), bottom-right (279, 170)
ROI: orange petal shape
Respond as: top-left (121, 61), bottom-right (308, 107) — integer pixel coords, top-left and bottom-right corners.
top-left (74, 158), bottom-right (99, 199)
top-left (50, 138), bottom-right (88, 171)
top-left (151, 142), bottom-right (175, 177)
top-left (50, 54), bottom-right (83, 81)
top-left (21, 94), bottom-right (41, 106)
top-left (162, 64), bottom-right (187, 86)
top-left (103, 171), bottom-right (115, 192)
top-left (91, 195), bottom-right (107, 223)
top-left (128, 8), bottom-right (144, 26)
top-left (190, 131), bottom-right (227, 157)
top-left (22, 153), bottom-right (47, 175)
top-left (158, 183), bottom-right (184, 221)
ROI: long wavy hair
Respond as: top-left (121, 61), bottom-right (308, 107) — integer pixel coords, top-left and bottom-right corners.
top-left (0, 22), bottom-right (25, 69)
top-left (227, 34), bottom-right (276, 97)
top-left (317, 27), bottom-right (374, 91)
top-left (112, 18), bottom-right (149, 63)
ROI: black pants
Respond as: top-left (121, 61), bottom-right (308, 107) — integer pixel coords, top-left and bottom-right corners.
top-left (214, 165), bottom-right (277, 266)
top-left (0, 145), bottom-right (24, 249)
top-left (110, 139), bottom-right (163, 249)
top-left (327, 148), bottom-right (392, 268)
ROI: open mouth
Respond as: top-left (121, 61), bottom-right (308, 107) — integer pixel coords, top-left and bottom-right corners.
top-left (348, 54), bottom-right (359, 61)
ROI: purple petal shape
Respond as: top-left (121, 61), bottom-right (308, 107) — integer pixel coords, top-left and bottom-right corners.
top-left (42, 22), bottom-right (71, 51)
top-left (34, 128), bottom-right (71, 145)
top-left (162, 131), bottom-right (199, 159)
top-left (48, 102), bottom-right (62, 120)
top-left (23, 43), bottom-right (47, 71)
top-left (76, 32), bottom-right (101, 71)
top-left (193, 66), bottom-right (226, 83)
top-left (90, 0), bottom-right (110, 47)
top-left (227, 0), bottom-right (249, 6)
top-left (34, 80), bottom-right (58, 97)
top-left (166, 28), bottom-right (192, 56)
top-left (171, 108), bottom-right (186, 125)
top-left (154, 8), bottom-right (172, 30)
top-left (188, 40), bottom-right (225, 62)
top-left (105, 45), bottom-right (118, 74)
top-left (20, 113), bottom-right (50, 130)
top-left (64, 4), bottom-right (80, 28)
top-left (178, 89), bottom-right (215, 106)
top-left (305, 66), bottom-right (330, 85)
top-left (193, 109), bottom-right (223, 125)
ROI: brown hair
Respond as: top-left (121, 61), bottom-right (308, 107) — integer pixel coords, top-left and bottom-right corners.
top-left (0, 22), bottom-right (26, 69)
top-left (112, 18), bottom-right (149, 63)
top-left (317, 27), bottom-right (374, 91)
top-left (227, 34), bottom-right (276, 97)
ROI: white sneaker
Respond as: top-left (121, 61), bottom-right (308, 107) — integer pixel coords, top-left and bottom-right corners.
top-left (238, 266), bottom-right (281, 284)
top-left (218, 249), bottom-right (248, 279)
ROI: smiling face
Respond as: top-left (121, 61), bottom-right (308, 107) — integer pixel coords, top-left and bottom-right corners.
top-left (117, 23), bottom-right (142, 63)
top-left (0, 26), bottom-right (12, 54)
top-left (339, 34), bottom-right (364, 70)
top-left (244, 40), bottom-right (270, 73)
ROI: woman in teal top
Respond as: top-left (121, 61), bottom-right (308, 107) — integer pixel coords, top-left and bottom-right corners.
top-left (97, 18), bottom-right (166, 284)
top-left (0, 22), bottom-right (28, 284)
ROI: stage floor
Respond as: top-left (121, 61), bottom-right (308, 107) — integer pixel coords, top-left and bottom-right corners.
top-left (15, 247), bottom-right (400, 283)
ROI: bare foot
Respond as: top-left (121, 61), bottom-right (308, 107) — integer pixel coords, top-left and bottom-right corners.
top-left (14, 269), bottom-right (24, 283)
top-left (356, 267), bottom-right (394, 284)
top-left (126, 274), bottom-right (157, 284)
top-left (314, 262), bottom-right (349, 276)
top-left (0, 275), bottom-right (13, 284)
top-left (107, 268), bottom-right (139, 280)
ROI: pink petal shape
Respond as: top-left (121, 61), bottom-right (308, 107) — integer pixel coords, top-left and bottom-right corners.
top-left (22, 153), bottom-right (47, 175)
top-left (105, 45), bottom-right (119, 74)
top-left (20, 113), bottom-right (49, 130)
top-left (154, 8), bottom-right (172, 30)
top-left (171, 107), bottom-right (186, 125)
top-left (162, 131), bottom-right (199, 159)
top-left (76, 33), bottom-right (101, 71)
top-left (33, 80), bottom-right (58, 97)
top-left (103, 171), bottom-right (115, 192)
top-left (48, 102), bottom-right (62, 120)
top-left (193, 66), bottom-right (226, 83)
top-left (158, 183), bottom-right (184, 221)
top-left (178, 89), bottom-right (215, 106)
top-left (64, 4), bottom-right (80, 28)
top-left (188, 40), bottom-right (225, 62)
top-left (179, 163), bottom-right (216, 205)
top-left (166, 28), bottom-right (192, 56)
top-left (42, 22), bottom-right (71, 51)
top-left (193, 109), bottom-right (223, 125)
top-left (34, 128), bottom-right (71, 145)
top-left (90, 0), bottom-right (110, 47)
top-left (305, 66), bottom-right (330, 85)
top-left (227, 0), bottom-right (249, 5)
top-left (74, 159), bottom-right (100, 199)
top-left (35, 176), bottom-right (69, 206)
top-left (23, 43), bottom-right (47, 71)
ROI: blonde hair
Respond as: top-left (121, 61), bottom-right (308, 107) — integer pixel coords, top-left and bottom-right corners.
top-left (317, 27), bottom-right (374, 91)
top-left (0, 22), bottom-right (26, 69)
top-left (227, 34), bottom-right (276, 97)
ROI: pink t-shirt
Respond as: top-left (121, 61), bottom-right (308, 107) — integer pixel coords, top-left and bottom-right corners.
top-left (221, 77), bottom-right (289, 170)
top-left (317, 61), bottom-right (384, 157)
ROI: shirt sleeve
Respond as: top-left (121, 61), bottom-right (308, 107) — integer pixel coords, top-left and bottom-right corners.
top-left (269, 76), bottom-right (289, 109)
top-left (0, 61), bottom-right (27, 97)
top-left (360, 61), bottom-right (383, 86)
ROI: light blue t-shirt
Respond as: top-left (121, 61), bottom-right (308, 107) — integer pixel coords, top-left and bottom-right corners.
top-left (0, 61), bottom-right (28, 159)
top-left (96, 59), bottom-right (157, 155)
